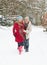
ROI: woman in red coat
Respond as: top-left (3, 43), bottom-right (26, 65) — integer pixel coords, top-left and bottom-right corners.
top-left (13, 16), bottom-right (26, 54)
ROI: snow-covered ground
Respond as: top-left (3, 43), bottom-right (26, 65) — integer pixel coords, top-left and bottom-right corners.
top-left (0, 25), bottom-right (47, 65)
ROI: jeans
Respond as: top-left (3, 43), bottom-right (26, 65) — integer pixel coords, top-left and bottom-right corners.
top-left (24, 39), bottom-right (29, 52)
top-left (18, 42), bottom-right (24, 47)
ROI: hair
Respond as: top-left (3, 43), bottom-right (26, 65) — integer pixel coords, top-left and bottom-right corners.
top-left (25, 16), bottom-right (30, 22)
top-left (25, 16), bottom-right (29, 19)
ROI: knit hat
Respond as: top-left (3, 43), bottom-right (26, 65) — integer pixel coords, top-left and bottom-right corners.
top-left (16, 16), bottom-right (23, 21)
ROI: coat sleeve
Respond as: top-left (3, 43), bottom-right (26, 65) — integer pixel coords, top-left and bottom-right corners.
top-left (25, 22), bottom-right (32, 34)
top-left (13, 23), bottom-right (19, 37)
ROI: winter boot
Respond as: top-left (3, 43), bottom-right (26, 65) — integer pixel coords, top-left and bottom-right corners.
top-left (18, 46), bottom-right (23, 54)
top-left (25, 48), bottom-right (29, 52)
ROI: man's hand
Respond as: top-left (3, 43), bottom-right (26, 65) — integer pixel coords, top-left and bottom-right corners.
top-left (23, 30), bottom-right (26, 33)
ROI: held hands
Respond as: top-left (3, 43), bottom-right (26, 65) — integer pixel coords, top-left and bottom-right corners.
top-left (23, 29), bottom-right (26, 33)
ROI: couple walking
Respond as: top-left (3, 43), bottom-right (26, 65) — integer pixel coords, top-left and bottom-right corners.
top-left (13, 16), bottom-right (32, 54)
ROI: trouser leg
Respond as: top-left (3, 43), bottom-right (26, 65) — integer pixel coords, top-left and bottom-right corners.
top-left (24, 39), bottom-right (29, 52)
top-left (18, 42), bottom-right (24, 54)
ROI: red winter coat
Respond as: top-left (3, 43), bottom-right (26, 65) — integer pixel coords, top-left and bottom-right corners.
top-left (13, 22), bottom-right (26, 43)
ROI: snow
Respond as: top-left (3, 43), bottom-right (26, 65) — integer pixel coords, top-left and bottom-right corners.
top-left (0, 25), bottom-right (47, 65)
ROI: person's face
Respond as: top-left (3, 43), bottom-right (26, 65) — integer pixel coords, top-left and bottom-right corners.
top-left (25, 17), bottom-right (29, 23)
top-left (18, 19), bottom-right (23, 23)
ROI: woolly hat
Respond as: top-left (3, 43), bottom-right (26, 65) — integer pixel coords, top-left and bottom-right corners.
top-left (16, 16), bottom-right (23, 21)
